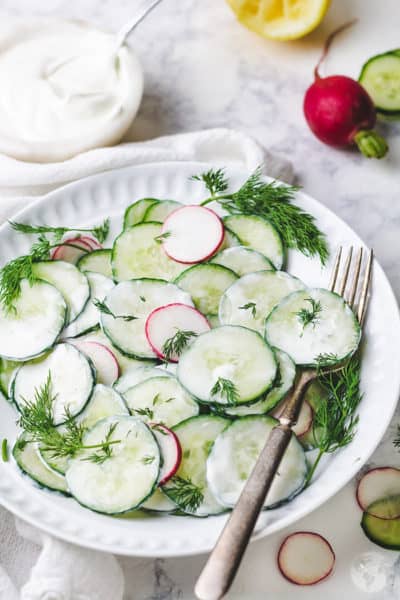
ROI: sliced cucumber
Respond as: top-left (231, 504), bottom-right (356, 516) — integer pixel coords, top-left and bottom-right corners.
top-left (222, 349), bottom-right (296, 417)
top-left (143, 200), bottom-right (182, 222)
top-left (175, 264), bottom-right (237, 316)
top-left (297, 381), bottom-right (328, 449)
top-left (265, 288), bottom-right (361, 366)
top-left (32, 260), bottom-right (90, 325)
top-left (0, 358), bottom-right (19, 398)
top-left (13, 435), bottom-right (68, 494)
top-left (66, 416), bottom-right (160, 514)
top-left (223, 215), bottom-right (284, 269)
top-left (123, 198), bottom-right (160, 228)
top-left (77, 249), bottom-right (113, 278)
top-left (361, 495), bottom-right (400, 550)
top-left (163, 415), bottom-right (229, 516)
top-left (206, 314), bottom-right (220, 328)
top-left (141, 488), bottom-right (178, 512)
top-left (219, 270), bottom-right (304, 334)
top-left (101, 279), bottom-right (193, 359)
top-left (123, 376), bottom-right (199, 428)
top-left (177, 325), bottom-right (277, 406)
top-left (220, 227), bottom-right (241, 249)
top-left (207, 416), bottom-right (307, 508)
top-left (112, 223), bottom-right (187, 282)
top-left (79, 329), bottom-right (151, 374)
top-left (0, 279), bottom-right (66, 361)
top-left (211, 246), bottom-right (274, 276)
top-left (13, 343), bottom-right (95, 426)
top-left (114, 365), bottom-right (172, 394)
top-left (359, 51), bottom-right (400, 116)
top-left (62, 272), bottom-right (114, 338)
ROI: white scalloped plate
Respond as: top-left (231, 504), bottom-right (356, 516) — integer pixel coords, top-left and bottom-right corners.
top-left (0, 162), bottom-right (399, 557)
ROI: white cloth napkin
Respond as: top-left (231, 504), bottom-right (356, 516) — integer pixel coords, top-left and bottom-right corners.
top-left (0, 128), bottom-right (293, 600)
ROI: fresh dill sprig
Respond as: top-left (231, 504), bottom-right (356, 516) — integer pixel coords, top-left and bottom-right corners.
top-left (166, 475), bottom-right (204, 512)
top-left (1, 439), bottom-right (8, 462)
top-left (154, 231), bottom-right (171, 244)
top-left (83, 423), bottom-right (119, 465)
top-left (10, 218), bottom-right (110, 244)
top-left (305, 353), bottom-right (362, 486)
top-left (296, 298), bottom-right (322, 335)
top-left (193, 167), bottom-right (329, 264)
top-left (142, 454), bottom-right (156, 465)
top-left (151, 423), bottom-right (168, 435)
top-left (93, 299), bottom-right (137, 322)
top-left (211, 377), bottom-right (239, 406)
top-left (133, 407), bottom-right (154, 420)
top-left (239, 302), bottom-right (257, 318)
top-left (162, 329), bottom-right (197, 362)
top-left (393, 425), bottom-right (400, 450)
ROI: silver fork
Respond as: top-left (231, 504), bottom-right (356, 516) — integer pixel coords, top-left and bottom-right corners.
top-left (195, 247), bottom-right (373, 600)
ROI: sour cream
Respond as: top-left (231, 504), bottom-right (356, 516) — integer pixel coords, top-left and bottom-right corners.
top-left (0, 20), bottom-right (143, 162)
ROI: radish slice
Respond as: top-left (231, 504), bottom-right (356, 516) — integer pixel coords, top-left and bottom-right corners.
top-left (356, 467), bottom-right (400, 518)
top-left (51, 237), bottom-right (92, 263)
top-left (145, 303), bottom-right (210, 362)
top-left (70, 340), bottom-right (120, 386)
top-left (278, 531), bottom-right (335, 586)
top-left (293, 402), bottom-right (313, 437)
top-left (161, 205), bottom-right (224, 264)
top-left (78, 235), bottom-right (103, 251)
top-left (150, 423), bottom-right (182, 485)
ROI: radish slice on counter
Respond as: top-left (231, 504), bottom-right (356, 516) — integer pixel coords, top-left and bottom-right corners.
top-left (51, 236), bottom-right (92, 263)
top-left (356, 467), bottom-right (400, 518)
top-left (161, 205), bottom-right (224, 264)
top-left (151, 423), bottom-right (182, 485)
top-left (145, 303), bottom-right (210, 362)
top-left (70, 340), bottom-right (120, 386)
top-left (277, 531), bottom-right (335, 585)
top-left (292, 402), bottom-right (313, 437)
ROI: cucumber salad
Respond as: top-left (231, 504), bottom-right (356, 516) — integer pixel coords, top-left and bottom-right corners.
top-left (0, 168), bottom-right (362, 517)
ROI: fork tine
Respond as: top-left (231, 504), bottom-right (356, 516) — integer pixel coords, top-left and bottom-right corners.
top-left (329, 246), bottom-right (342, 292)
top-left (348, 247), bottom-right (363, 308)
top-left (338, 246), bottom-right (353, 297)
top-left (357, 248), bottom-right (373, 324)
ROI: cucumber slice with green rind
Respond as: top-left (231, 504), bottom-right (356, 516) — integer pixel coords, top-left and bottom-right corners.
top-left (114, 366), bottom-right (172, 394)
top-left (211, 246), bottom-right (274, 276)
top-left (77, 249), bottom-right (113, 278)
top-left (359, 51), bottom-right (400, 115)
top-left (219, 270), bottom-right (305, 335)
top-left (141, 488), bottom-right (178, 512)
top-left (207, 415), bottom-right (307, 509)
top-left (123, 376), bottom-right (199, 428)
top-left (265, 288), bottom-right (361, 367)
top-left (66, 416), bottom-right (160, 514)
top-left (0, 279), bottom-right (67, 361)
top-left (163, 415), bottom-right (229, 516)
top-left (13, 435), bottom-right (68, 494)
top-left (123, 198), bottom-right (160, 228)
top-left (361, 496), bottom-right (400, 550)
top-left (32, 260), bottom-right (90, 325)
top-left (0, 358), bottom-right (19, 398)
top-left (143, 200), bottom-right (182, 222)
top-left (112, 223), bottom-right (187, 282)
top-left (223, 215), bottom-right (284, 269)
top-left (175, 264), bottom-right (237, 316)
top-left (177, 325), bottom-right (277, 406)
top-left (220, 227), bottom-right (241, 249)
top-left (101, 279), bottom-right (193, 359)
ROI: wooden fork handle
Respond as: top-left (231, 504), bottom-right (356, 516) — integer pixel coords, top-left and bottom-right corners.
top-left (194, 424), bottom-right (292, 600)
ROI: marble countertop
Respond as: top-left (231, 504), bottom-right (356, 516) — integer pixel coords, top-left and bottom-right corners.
top-left (1, 0), bottom-right (400, 598)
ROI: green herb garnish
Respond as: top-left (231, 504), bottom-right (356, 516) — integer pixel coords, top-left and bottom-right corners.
top-left (239, 302), bottom-right (257, 318)
top-left (10, 219), bottom-right (110, 244)
top-left (133, 407), bottom-right (154, 420)
top-left (2, 439), bottom-right (8, 462)
top-left (211, 377), bottom-right (239, 406)
top-left (142, 454), bottom-right (156, 465)
top-left (162, 329), bottom-right (197, 362)
top-left (166, 475), bottom-right (204, 512)
top-left (154, 231), bottom-right (171, 244)
top-left (93, 299), bottom-right (137, 322)
top-left (83, 423), bottom-right (119, 465)
top-left (296, 298), bottom-right (322, 335)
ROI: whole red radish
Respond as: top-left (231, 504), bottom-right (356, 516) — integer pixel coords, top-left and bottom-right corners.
top-left (304, 22), bottom-right (388, 158)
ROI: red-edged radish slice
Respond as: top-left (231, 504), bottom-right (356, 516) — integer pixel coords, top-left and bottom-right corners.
top-left (161, 205), bottom-right (224, 264)
top-left (278, 531), bottom-right (335, 586)
top-left (292, 402), bottom-right (313, 437)
top-left (71, 340), bottom-right (120, 385)
top-left (78, 235), bottom-right (103, 250)
top-left (145, 303), bottom-right (210, 362)
top-left (356, 467), bottom-right (400, 518)
top-left (51, 237), bottom-right (92, 263)
top-left (150, 423), bottom-right (182, 485)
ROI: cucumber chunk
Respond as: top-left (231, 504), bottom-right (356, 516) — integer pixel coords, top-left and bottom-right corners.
top-left (207, 416), bottom-right (307, 508)
top-left (114, 365), bottom-right (173, 394)
top-left (163, 415), bottom-right (229, 516)
top-left (141, 488), bottom-right (178, 512)
top-left (32, 260), bottom-right (89, 325)
top-left (13, 435), bottom-right (68, 494)
top-left (220, 228), bottom-right (241, 249)
top-left (223, 215), bottom-right (284, 269)
top-left (211, 246), bottom-right (274, 276)
top-left (66, 416), bottom-right (160, 514)
top-left (123, 376), bottom-right (199, 428)
top-left (265, 288), bottom-right (361, 366)
top-left (175, 264), bottom-right (237, 316)
top-left (359, 51), bottom-right (400, 115)
top-left (0, 358), bottom-right (20, 398)
top-left (77, 249), bottom-right (113, 278)
top-left (112, 223), bottom-right (187, 282)
top-left (219, 270), bottom-right (304, 334)
top-left (177, 325), bottom-right (277, 406)
top-left (361, 495), bottom-right (400, 550)
top-left (124, 198), bottom-right (160, 228)
top-left (0, 279), bottom-right (66, 361)
top-left (143, 200), bottom-right (182, 222)
top-left (101, 279), bottom-right (193, 359)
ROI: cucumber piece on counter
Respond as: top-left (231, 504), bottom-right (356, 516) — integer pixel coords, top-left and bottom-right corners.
top-left (223, 215), bottom-right (284, 269)
top-left (177, 325), bottom-right (277, 406)
top-left (112, 223), bottom-right (187, 281)
top-left (175, 264), bottom-right (237, 316)
top-left (219, 270), bottom-right (304, 335)
top-left (123, 198), bottom-right (160, 228)
top-left (361, 495), bottom-right (400, 550)
top-left (163, 415), bottom-right (229, 516)
top-left (143, 200), bottom-right (182, 222)
top-left (13, 435), bottom-right (68, 494)
top-left (101, 279), bottom-right (193, 359)
top-left (66, 416), bottom-right (160, 514)
top-left (32, 260), bottom-right (90, 325)
top-left (211, 246), bottom-right (274, 276)
top-left (0, 279), bottom-right (67, 361)
top-left (265, 288), bottom-right (361, 366)
top-left (207, 416), bottom-right (307, 508)
top-left (359, 51), bottom-right (400, 117)
top-left (77, 249), bottom-right (113, 278)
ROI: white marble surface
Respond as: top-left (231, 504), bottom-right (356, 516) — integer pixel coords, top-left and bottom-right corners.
top-left (1, 0), bottom-right (400, 598)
